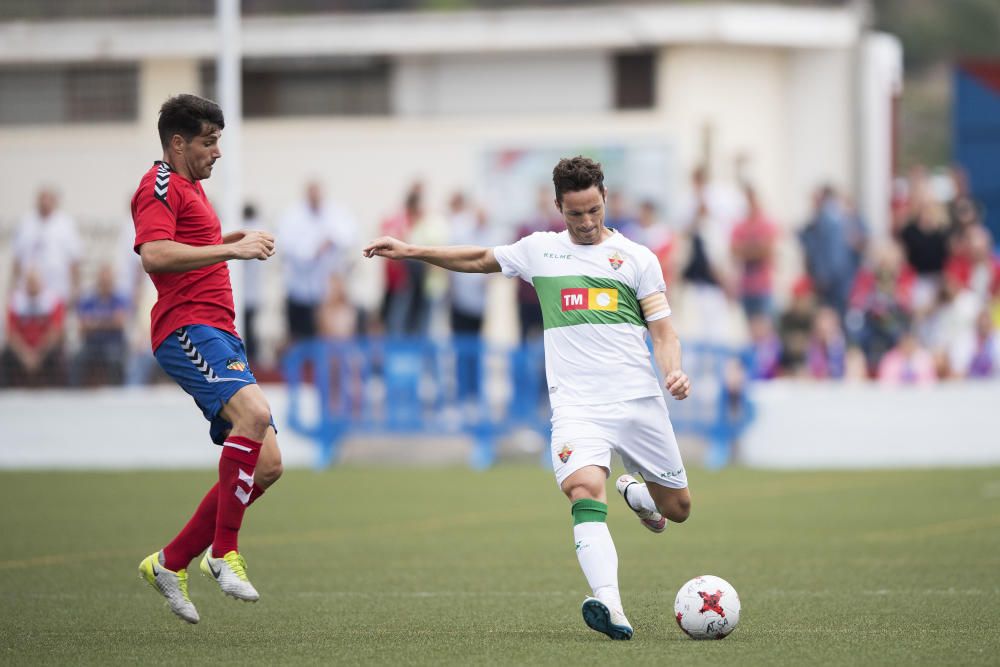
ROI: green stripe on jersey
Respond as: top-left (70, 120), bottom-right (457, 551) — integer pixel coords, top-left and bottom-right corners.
top-left (532, 275), bottom-right (645, 330)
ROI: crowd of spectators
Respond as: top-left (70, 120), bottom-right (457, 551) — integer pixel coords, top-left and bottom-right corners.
top-left (2, 163), bottom-right (998, 389)
top-left (751, 165), bottom-right (999, 384)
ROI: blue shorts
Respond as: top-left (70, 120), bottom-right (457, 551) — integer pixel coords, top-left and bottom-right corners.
top-left (155, 324), bottom-right (276, 445)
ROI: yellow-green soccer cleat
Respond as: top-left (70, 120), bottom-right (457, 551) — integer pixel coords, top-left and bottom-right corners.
top-left (200, 548), bottom-right (259, 602)
top-left (138, 551), bottom-right (200, 624)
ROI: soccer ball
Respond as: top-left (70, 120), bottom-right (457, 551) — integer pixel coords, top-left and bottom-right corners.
top-left (673, 575), bottom-right (741, 639)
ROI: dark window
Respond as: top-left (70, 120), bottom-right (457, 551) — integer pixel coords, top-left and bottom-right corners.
top-left (0, 64), bottom-right (138, 125)
top-left (614, 51), bottom-right (656, 110)
top-left (202, 57), bottom-right (391, 118)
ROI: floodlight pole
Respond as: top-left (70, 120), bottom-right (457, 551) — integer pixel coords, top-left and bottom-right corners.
top-left (217, 0), bottom-right (244, 332)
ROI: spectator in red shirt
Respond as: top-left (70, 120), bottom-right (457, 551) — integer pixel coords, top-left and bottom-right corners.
top-left (731, 185), bottom-right (778, 319)
top-left (378, 183), bottom-right (427, 336)
top-left (1, 269), bottom-right (65, 387)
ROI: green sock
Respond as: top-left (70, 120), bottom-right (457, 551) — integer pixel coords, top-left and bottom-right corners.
top-left (571, 498), bottom-right (608, 525)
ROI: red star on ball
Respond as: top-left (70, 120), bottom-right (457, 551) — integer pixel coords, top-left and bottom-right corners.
top-left (698, 589), bottom-right (726, 617)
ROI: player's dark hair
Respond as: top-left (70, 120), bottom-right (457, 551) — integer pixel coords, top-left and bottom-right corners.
top-left (552, 156), bottom-right (605, 204)
top-left (157, 94), bottom-right (225, 149)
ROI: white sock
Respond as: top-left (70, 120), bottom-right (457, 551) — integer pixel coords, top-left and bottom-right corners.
top-left (574, 522), bottom-right (622, 611)
top-left (624, 480), bottom-right (658, 514)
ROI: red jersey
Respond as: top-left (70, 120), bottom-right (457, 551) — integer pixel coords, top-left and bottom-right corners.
top-left (7, 288), bottom-right (64, 350)
top-left (131, 161), bottom-right (237, 351)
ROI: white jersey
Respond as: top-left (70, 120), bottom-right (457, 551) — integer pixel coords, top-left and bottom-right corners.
top-left (493, 229), bottom-right (670, 408)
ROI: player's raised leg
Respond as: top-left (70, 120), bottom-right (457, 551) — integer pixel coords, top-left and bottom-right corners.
top-left (562, 465), bottom-right (633, 640)
top-left (615, 397), bottom-right (691, 532)
top-left (616, 474), bottom-right (690, 531)
top-left (645, 482), bottom-right (691, 522)
top-left (200, 384), bottom-right (283, 602)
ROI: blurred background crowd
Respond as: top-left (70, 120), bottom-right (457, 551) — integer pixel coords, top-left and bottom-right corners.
top-left (3, 161), bottom-right (997, 389)
top-left (1, 0), bottom-right (998, 396)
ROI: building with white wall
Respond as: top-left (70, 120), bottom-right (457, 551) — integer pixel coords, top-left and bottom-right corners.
top-left (0, 2), bottom-right (901, 327)
top-left (0, 3), bottom-right (901, 222)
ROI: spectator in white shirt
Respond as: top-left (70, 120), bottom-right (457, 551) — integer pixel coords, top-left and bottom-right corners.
top-left (277, 181), bottom-right (358, 341)
top-left (447, 193), bottom-right (493, 337)
top-left (12, 188), bottom-right (83, 304)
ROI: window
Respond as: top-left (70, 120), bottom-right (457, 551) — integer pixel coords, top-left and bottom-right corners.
top-left (201, 57), bottom-right (391, 118)
top-left (614, 51), bottom-right (656, 110)
top-left (0, 64), bottom-right (138, 125)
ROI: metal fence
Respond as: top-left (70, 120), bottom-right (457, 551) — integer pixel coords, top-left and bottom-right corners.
top-left (282, 335), bottom-right (753, 469)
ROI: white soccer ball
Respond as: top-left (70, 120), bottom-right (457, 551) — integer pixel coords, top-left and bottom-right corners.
top-left (673, 575), bottom-right (741, 639)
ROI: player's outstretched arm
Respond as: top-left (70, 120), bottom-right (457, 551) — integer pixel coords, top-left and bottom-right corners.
top-left (646, 309), bottom-right (691, 401)
top-left (362, 236), bottom-right (501, 274)
top-left (140, 232), bottom-right (275, 273)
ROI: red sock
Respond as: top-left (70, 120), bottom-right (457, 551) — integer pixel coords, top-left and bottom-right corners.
top-left (213, 435), bottom-right (262, 555)
top-left (162, 483), bottom-right (218, 571)
top-left (161, 482), bottom-right (265, 571)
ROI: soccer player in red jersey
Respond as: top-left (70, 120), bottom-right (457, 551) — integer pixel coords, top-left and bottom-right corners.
top-left (133, 94), bottom-right (282, 624)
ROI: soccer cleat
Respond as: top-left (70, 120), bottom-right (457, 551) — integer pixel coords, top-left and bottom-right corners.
top-left (138, 551), bottom-right (200, 624)
top-left (581, 597), bottom-right (633, 640)
top-left (616, 474), bottom-right (666, 533)
top-left (200, 548), bottom-right (259, 602)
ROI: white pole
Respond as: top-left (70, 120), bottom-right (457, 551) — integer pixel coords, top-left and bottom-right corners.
top-left (217, 0), bottom-right (244, 332)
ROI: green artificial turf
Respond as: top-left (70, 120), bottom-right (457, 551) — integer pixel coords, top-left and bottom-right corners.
top-left (1, 465), bottom-right (998, 665)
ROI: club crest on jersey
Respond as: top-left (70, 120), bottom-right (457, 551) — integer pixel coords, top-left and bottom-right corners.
top-left (558, 445), bottom-right (573, 463)
top-left (608, 251), bottom-right (625, 271)
top-left (226, 358), bottom-right (247, 372)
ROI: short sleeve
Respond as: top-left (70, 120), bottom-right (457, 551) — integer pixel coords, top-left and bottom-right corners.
top-left (132, 178), bottom-right (177, 253)
top-left (636, 248), bottom-right (671, 322)
top-left (636, 247), bottom-right (667, 300)
top-left (492, 233), bottom-right (537, 283)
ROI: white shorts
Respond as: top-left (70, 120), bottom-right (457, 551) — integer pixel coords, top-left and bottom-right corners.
top-left (550, 395), bottom-right (688, 490)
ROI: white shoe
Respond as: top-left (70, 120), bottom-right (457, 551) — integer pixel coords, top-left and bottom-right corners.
top-left (581, 597), bottom-right (633, 640)
top-left (616, 474), bottom-right (666, 533)
top-left (200, 548), bottom-right (260, 602)
top-left (138, 551), bottom-right (200, 624)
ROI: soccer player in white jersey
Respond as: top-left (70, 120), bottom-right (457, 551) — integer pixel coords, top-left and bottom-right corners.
top-left (363, 156), bottom-right (691, 640)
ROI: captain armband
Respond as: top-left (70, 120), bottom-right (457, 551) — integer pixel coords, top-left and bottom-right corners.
top-left (640, 292), bottom-right (672, 322)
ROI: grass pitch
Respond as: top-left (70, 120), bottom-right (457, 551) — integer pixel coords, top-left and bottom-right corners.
top-left (1, 465), bottom-right (998, 665)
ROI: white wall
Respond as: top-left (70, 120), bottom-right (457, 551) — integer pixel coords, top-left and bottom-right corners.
top-left (394, 51), bottom-right (612, 116)
top-left (659, 45), bottom-right (794, 218)
top-left (0, 386), bottom-right (317, 469)
top-left (0, 45), bottom-right (859, 230)
top-left (741, 380), bottom-right (1000, 469)
top-left (785, 47), bottom-right (855, 225)
top-left (5, 381), bottom-right (998, 470)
